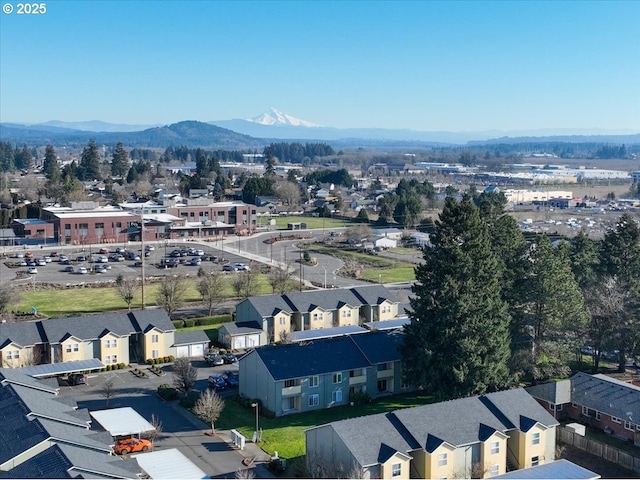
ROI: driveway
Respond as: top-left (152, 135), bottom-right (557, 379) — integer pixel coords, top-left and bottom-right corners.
top-left (58, 364), bottom-right (275, 478)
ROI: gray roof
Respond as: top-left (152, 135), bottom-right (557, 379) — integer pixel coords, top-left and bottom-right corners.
top-left (570, 372), bottom-right (640, 421)
top-left (494, 459), bottom-right (600, 479)
top-left (41, 312), bottom-right (138, 343)
top-left (393, 388), bottom-right (557, 451)
top-left (130, 309), bottom-right (175, 333)
top-left (0, 319), bottom-right (47, 348)
top-left (36, 417), bottom-right (114, 453)
top-left (221, 322), bottom-right (263, 335)
top-left (363, 318), bottom-right (411, 331)
top-left (2, 443), bottom-right (141, 479)
top-left (174, 330), bottom-right (210, 346)
top-left (525, 379), bottom-right (572, 405)
top-left (9, 383), bottom-right (91, 427)
top-left (241, 285), bottom-right (399, 319)
top-left (311, 389), bottom-right (559, 468)
top-left (249, 330), bottom-right (403, 381)
top-left (19, 359), bottom-right (104, 378)
top-left (0, 403), bottom-right (49, 466)
top-left (0, 368), bottom-right (59, 393)
top-left (329, 412), bottom-right (417, 467)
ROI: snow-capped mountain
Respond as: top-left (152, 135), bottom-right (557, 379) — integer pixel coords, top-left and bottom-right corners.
top-left (247, 108), bottom-right (322, 127)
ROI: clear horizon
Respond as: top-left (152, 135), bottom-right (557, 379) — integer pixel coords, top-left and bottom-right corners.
top-left (1, 1), bottom-right (639, 132)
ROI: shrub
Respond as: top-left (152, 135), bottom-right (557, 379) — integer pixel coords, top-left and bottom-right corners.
top-left (178, 391), bottom-right (199, 409)
top-left (184, 319), bottom-right (196, 328)
top-left (157, 384), bottom-right (178, 401)
top-left (118, 362), bottom-right (126, 369)
top-left (349, 391), bottom-right (371, 406)
top-left (167, 355), bottom-right (175, 362)
top-left (146, 359), bottom-right (154, 365)
top-left (172, 320), bottom-right (185, 329)
top-left (163, 356), bottom-right (170, 363)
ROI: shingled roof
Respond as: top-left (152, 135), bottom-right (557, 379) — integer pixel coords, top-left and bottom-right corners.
top-left (571, 372), bottom-right (640, 421)
top-left (41, 313), bottom-right (138, 343)
top-left (0, 320), bottom-right (47, 348)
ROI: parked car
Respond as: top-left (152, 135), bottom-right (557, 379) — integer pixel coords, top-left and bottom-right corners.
top-left (222, 371), bottom-right (239, 387)
top-left (99, 247), bottom-right (110, 254)
top-left (35, 258), bottom-right (47, 266)
top-left (204, 353), bottom-right (224, 366)
top-left (27, 267), bottom-right (38, 274)
top-left (222, 263), bottom-right (238, 272)
top-left (64, 266), bottom-right (75, 273)
top-left (190, 257), bottom-right (202, 266)
top-left (222, 353), bottom-right (237, 364)
top-left (49, 251), bottom-right (59, 257)
top-left (133, 261), bottom-right (143, 267)
top-left (76, 255), bottom-right (86, 262)
top-left (96, 256), bottom-right (109, 263)
top-left (207, 374), bottom-right (227, 390)
top-left (59, 373), bottom-right (87, 386)
top-left (145, 245), bottom-right (154, 251)
top-left (94, 265), bottom-right (107, 273)
top-left (115, 247), bottom-right (126, 254)
top-left (59, 255), bottom-right (69, 263)
top-left (77, 267), bottom-right (88, 274)
top-left (234, 263), bottom-right (249, 271)
top-left (113, 437), bottom-right (152, 455)
top-left (25, 252), bottom-right (34, 259)
top-left (193, 249), bottom-right (204, 256)
top-left (42, 256), bottom-right (52, 263)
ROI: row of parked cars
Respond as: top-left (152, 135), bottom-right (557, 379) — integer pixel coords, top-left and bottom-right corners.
top-left (208, 371), bottom-right (239, 391)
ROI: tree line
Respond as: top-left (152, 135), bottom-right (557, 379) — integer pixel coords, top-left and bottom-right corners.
top-left (264, 142), bottom-right (335, 164)
top-left (401, 192), bottom-right (640, 400)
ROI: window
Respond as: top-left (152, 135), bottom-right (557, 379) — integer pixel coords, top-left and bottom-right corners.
top-left (152, 350), bottom-right (159, 359)
top-left (95, 222), bottom-right (104, 236)
top-left (332, 390), bottom-right (342, 402)
top-left (391, 463), bottom-right (401, 478)
top-left (105, 339), bottom-right (117, 348)
top-left (110, 355), bottom-right (118, 364)
top-left (532, 432), bottom-right (540, 446)
top-left (595, 411), bottom-right (601, 421)
top-left (341, 309), bottom-right (352, 318)
top-left (377, 363), bottom-right (390, 371)
top-left (437, 453), bottom-right (448, 467)
top-left (624, 420), bottom-right (634, 431)
top-left (151, 334), bottom-right (159, 344)
top-left (490, 465), bottom-right (500, 476)
top-left (309, 376), bottom-right (319, 387)
top-left (279, 317), bottom-right (286, 325)
top-left (312, 312), bottom-right (321, 321)
top-left (531, 456), bottom-right (539, 467)
top-left (283, 397), bottom-right (296, 411)
top-left (332, 373), bottom-right (342, 384)
top-left (582, 406), bottom-right (590, 416)
top-left (490, 441), bottom-right (500, 455)
top-left (308, 394), bottom-right (319, 407)
top-left (556, 404), bottom-right (563, 412)
top-left (284, 379), bottom-right (296, 388)
top-left (65, 344), bottom-right (72, 353)
top-left (105, 355), bottom-right (112, 364)
top-left (5, 350), bottom-right (19, 360)
top-left (611, 416), bottom-right (621, 424)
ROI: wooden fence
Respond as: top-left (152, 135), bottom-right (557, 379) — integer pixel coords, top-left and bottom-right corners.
top-left (558, 426), bottom-right (640, 474)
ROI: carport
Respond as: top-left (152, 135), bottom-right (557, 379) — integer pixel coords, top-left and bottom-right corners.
top-left (133, 448), bottom-right (208, 479)
top-left (19, 358), bottom-right (104, 378)
top-left (90, 407), bottom-right (155, 438)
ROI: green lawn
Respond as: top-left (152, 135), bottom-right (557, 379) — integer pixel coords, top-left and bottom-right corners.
top-left (215, 392), bottom-right (434, 459)
top-left (12, 275), bottom-right (274, 317)
top-left (272, 216), bottom-right (350, 230)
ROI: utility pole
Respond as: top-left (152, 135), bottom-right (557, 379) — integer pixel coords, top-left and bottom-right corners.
top-left (299, 248), bottom-right (303, 292)
top-left (139, 210), bottom-right (145, 310)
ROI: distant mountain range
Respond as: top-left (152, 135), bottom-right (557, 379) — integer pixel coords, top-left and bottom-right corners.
top-left (1, 109), bottom-right (639, 148)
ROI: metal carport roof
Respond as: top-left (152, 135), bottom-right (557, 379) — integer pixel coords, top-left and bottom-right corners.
top-left (19, 358), bottom-right (104, 377)
top-left (90, 407), bottom-right (155, 437)
top-left (133, 448), bottom-right (209, 479)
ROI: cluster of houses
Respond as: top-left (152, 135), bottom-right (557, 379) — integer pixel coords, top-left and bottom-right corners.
top-left (2, 284), bottom-right (640, 478)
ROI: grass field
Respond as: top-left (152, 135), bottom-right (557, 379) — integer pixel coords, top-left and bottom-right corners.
top-left (215, 392), bottom-right (434, 459)
top-left (11, 274), bottom-right (274, 317)
top-left (272, 216), bottom-right (350, 230)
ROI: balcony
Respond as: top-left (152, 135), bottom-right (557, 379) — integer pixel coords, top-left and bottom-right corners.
top-left (349, 375), bottom-right (367, 385)
top-left (377, 369), bottom-right (394, 379)
top-left (282, 385), bottom-right (301, 396)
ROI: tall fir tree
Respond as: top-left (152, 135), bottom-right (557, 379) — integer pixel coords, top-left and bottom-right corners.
top-left (568, 230), bottom-right (600, 290)
top-left (78, 139), bottom-right (102, 181)
top-left (264, 147), bottom-right (276, 177)
top-left (111, 142), bottom-right (130, 178)
top-left (43, 145), bottom-right (61, 182)
top-left (400, 195), bottom-right (511, 400)
top-left (512, 235), bottom-right (588, 382)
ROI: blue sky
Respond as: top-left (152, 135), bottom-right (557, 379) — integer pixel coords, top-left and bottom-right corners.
top-left (1, 0), bottom-right (638, 132)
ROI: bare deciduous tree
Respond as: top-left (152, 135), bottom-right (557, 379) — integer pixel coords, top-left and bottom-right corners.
top-left (235, 468), bottom-right (256, 479)
top-left (275, 180), bottom-right (301, 206)
top-left (197, 271), bottom-right (226, 316)
top-left (148, 414), bottom-right (163, 444)
top-left (278, 330), bottom-right (292, 344)
top-left (156, 274), bottom-right (188, 316)
top-left (268, 266), bottom-right (295, 294)
top-left (231, 268), bottom-right (259, 299)
top-left (172, 357), bottom-right (197, 394)
top-left (344, 224), bottom-right (372, 245)
top-left (193, 389), bottom-right (225, 433)
top-left (0, 283), bottom-right (20, 319)
top-left (100, 376), bottom-right (116, 407)
top-left (116, 278), bottom-right (139, 311)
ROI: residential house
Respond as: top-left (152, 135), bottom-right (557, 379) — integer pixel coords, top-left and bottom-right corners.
top-left (306, 388), bottom-right (559, 479)
top-left (0, 310), bottom-right (177, 368)
top-left (527, 372), bottom-right (640, 445)
top-left (221, 285), bottom-right (400, 347)
top-left (0, 369), bottom-right (141, 478)
top-left (239, 330), bottom-right (410, 416)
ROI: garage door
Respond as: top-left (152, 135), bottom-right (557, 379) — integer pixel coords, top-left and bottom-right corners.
top-left (232, 336), bottom-right (246, 350)
top-left (246, 335), bottom-right (261, 347)
top-left (190, 344), bottom-right (204, 357)
top-left (176, 346), bottom-right (189, 358)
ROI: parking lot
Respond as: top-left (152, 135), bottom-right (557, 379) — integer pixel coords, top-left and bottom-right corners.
top-left (56, 358), bottom-right (274, 478)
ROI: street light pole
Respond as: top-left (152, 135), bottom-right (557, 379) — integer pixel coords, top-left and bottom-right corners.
top-left (251, 402), bottom-right (259, 442)
top-left (140, 211), bottom-right (145, 310)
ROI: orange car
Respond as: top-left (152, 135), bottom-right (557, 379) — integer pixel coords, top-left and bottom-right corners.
top-left (113, 437), bottom-right (152, 455)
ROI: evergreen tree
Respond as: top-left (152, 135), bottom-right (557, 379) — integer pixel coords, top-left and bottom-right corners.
top-left (111, 142), bottom-right (130, 177)
top-left (43, 145), bottom-right (61, 182)
top-left (400, 195), bottom-right (511, 400)
top-left (78, 139), bottom-right (102, 181)
top-left (264, 147), bottom-right (276, 176)
top-left (512, 235), bottom-right (588, 382)
top-left (568, 230), bottom-right (600, 289)
top-left (15, 144), bottom-right (33, 170)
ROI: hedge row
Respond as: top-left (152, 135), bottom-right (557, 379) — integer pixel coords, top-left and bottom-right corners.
top-left (99, 362), bottom-right (127, 372)
top-left (173, 315), bottom-right (232, 329)
top-left (146, 355), bottom-right (175, 365)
